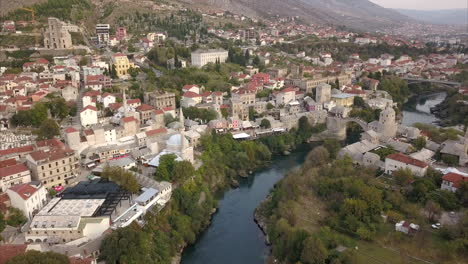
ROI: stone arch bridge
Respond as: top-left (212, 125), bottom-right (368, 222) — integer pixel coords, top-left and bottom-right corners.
top-left (309, 116), bottom-right (369, 141)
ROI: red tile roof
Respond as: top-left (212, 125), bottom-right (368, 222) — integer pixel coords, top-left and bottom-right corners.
top-left (28, 149), bottom-right (72, 162)
top-left (0, 163), bottom-right (29, 179)
top-left (136, 104), bottom-right (154, 112)
top-left (122, 116), bottom-right (137, 123)
top-left (0, 159), bottom-right (17, 168)
top-left (154, 109), bottom-right (164, 115)
top-left (183, 91), bottom-right (201, 98)
top-left (387, 153), bottom-right (428, 168)
top-left (0, 145), bottom-right (34, 157)
top-left (65, 127), bottom-right (78, 133)
top-left (69, 257), bottom-right (95, 264)
top-left (8, 183), bottom-right (39, 200)
top-left (81, 105), bottom-right (97, 112)
top-left (146, 128), bottom-right (167, 137)
top-left (442, 173), bottom-right (468, 188)
top-left (127, 99), bottom-right (141, 104)
top-left (0, 244), bottom-right (27, 264)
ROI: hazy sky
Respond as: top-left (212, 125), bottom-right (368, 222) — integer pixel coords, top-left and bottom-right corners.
top-left (370, 0), bottom-right (467, 10)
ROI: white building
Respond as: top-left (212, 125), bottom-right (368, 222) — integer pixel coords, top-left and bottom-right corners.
top-left (384, 152), bottom-right (428, 177)
top-left (0, 163), bottom-right (32, 192)
top-left (191, 49), bottom-right (228, 68)
top-left (276, 87), bottom-right (296, 106)
top-left (80, 105), bottom-right (98, 127)
top-left (7, 182), bottom-right (47, 220)
top-left (102, 93), bottom-right (116, 108)
top-left (441, 172), bottom-right (468, 192)
top-left (96, 24), bottom-right (110, 46)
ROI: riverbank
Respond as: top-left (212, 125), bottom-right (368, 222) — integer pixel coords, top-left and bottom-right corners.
top-left (430, 89), bottom-right (468, 127)
top-left (401, 91), bottom-right (447, 126)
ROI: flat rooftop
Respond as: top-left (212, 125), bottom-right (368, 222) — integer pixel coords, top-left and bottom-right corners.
top-left (38, 198), bottom-right (105, 217)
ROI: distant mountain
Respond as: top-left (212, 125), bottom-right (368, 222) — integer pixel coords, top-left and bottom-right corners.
top-left (184, 0), bottom-right (413, 31)
top-left (395, 8), bottom-right (468, 25)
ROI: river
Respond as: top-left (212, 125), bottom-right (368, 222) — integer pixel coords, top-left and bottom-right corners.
top-left (181, 93), bottom-right (445, 264)
top-left (402, 92), bottom-right (447, 126)
top-left (181, 146), bottom-right (310, 264)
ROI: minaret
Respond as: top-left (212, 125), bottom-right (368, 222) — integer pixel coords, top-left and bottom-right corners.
top-left (179, 108), bottom-right (187, 151)
top-left (122, 87), bottom-right (128, 114)
top-left (464, 127), bottom-right (468, 154)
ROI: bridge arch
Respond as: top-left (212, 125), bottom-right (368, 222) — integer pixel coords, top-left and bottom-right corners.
top-left (326, 117), bottom-right (369, 140)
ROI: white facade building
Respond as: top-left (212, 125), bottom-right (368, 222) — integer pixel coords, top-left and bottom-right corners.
top-left (0, 163), bottom-right (32, 192)
top-left (384, 152), bottom-right (428, 177)
top-left (191, 49), bottom-right (228, 68)
top-left (80, 105), bottom-right (98, 127)
top-left (7, 182), bottom-right (47, 220)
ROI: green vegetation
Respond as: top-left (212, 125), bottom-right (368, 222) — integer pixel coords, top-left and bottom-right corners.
top-left (378, 76), bottom-right (410, 107)
top-left (100, 118), bottom-right (324, 263)
top-left (0, 34), bottom-right (40, 48)
top-left (432, 90), bottom-right (468, 126)
top-left (183, 107), bottom-right (218, 122)
top-left (413, 122), bottom-right (463, 144)
top-left (260, 146), bottom-right (468, 264)
top-left (371, 146), bottom-right (396, 161)
top-left (5, 208), bottom-right (27, 227)
top-left (6, 250), bottom-right (69, 264)
top-left (35, 119), bottom-right (60, 140)
top-left (10, 103), bottom-right (48, 127)
top-left (260, 118), bottom-right (271, 129)
top-left (101, 167), bottom-right (140, 194)
top-left (2, 0), bottom-right (92, 22)
top-left (11, 98), bottom-right (74, 129)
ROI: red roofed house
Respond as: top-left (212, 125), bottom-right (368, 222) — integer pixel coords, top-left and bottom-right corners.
top-left (25, 148), bottom-right (78, 189)
top-left (6, 182), bottom-right (47, 219)
top-left (385, 152), bottom-right (428, 177)
top-left (0, 163), bottom-right (31, 192)
top-left (441, 172), bottom-right (468, 193)
top-left (182, 84), bottom-right (201, 94)
top-left (136, 104), bottom-right (154, 124)
top-left (126, 98), bottom-right (141, 108)
top-left (251, 72), bottom-right (270, 85)
top-left (183, 91), bottom-right (202, 104)
top-left (0, 244), bottom-right (27, 264)
top-left (276, 87), bottom-right (296, 105)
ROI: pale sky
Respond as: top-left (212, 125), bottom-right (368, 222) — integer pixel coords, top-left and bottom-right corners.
top-left (370, 0), bottom-right (467, 10)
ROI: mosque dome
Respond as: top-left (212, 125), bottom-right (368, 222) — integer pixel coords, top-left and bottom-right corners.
top-left (166, 134), bottom-right (188, 152)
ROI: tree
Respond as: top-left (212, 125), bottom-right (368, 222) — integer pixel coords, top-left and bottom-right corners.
top-left (323, 139), bottom-right (341, 159)
top-left (173, 160), bottom-right (195, 182)
top-left (47, 98), bottom-right (70, 119)
top-left (300, 236), bottom-right (328, 264)
top-left (6, 208), bottom-right (27, 227)
top-left (101, 167), bottom-right (140, 193)
top-left (353, 96), bottom-right (366, 108)
top-left (221, 107), bottom-right (229, 119)
top-left (110, 64), bottom-right (118, 79)
top-left (304, 146), bottom-right (330, 169)
top-left (6, 250), bottom-right (69, 264)
top-left (35, 119), bottom-right (60, 140)
top-left (267, 103), bottom-right (274, 110)
top-left (0, 212), bottom-right (5, 234)
top-left (260, 118), bottom-right (271, 129)
top-left (154, 154), bottom-right (177, 181)
top-left (425, 200), bottom-right (441, 222)
top-left (79, 56), bottom-right (88, 66)
top-left (413, 136), bottom-right (427, 151)
top-left (393, 168), bottom-right (413, 186)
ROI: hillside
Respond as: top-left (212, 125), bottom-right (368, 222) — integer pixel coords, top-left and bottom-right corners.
top-left (395, 8), bottom-right (468, 25)
top-left (0, 0), bottom-right (46, 16)
top-left (183, 0), bottom-right (413, 31)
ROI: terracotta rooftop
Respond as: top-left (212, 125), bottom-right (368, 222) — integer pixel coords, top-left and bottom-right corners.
top-left (146, 127), bottom-right (167, 137)
top-left (387, 153), bottom-right (428, 168)
top-left (0, 163), bottom-right (29, 179)
top-left (183, 91), bottom-right (201, 98)
top-left (136, 104), bottom-right (154, 112)
top-left (8, 183), bottom-right (39, 200)
top-left (0, 244), bottom-right (27, 264)
top-left (0, 158), bottom-right (17, 168)
top-left (442, 173), bottom-right (468, 189)
top-left (81, 105), bottom-right (98, 112)
top-left (0, 145), bottom-right (34, 157)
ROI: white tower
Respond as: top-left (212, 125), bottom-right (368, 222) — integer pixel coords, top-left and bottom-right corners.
top-left (378, 104), bottom-right (397, 139)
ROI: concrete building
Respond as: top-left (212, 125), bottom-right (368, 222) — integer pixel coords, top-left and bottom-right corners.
top-left (25, 149), bottom-right (79, 189)
top-left (331, 93), bottom-right (354, 107)
top-left (276, 87), bottom-right (296, 106)
top-left (80, 105), bottom-right (98, 127)
top-left (384, 152), bottom-right (428, 177)
top-left (96, 24), bottom-right (110, 46)
top-left (191, 49), bottom-right (228, 68)
top-left (112, 53), bottom-right (135, 78)
top-left (61, 85), bottom-right (78, 101)
top-left (0, 163), bottom-right (32, 192)
top-left (377, 105), bottom-right (398, 139)
top-left (43, 17), bottom-right (73, 49)
top-left (316, 83), bottom-right (331, 104)
top-left (145, 91), bottom-right (176, 110)
top-left (7, 182), bottom-right (47, 220)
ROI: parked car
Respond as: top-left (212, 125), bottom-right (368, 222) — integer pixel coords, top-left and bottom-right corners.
top-left (431, 223), bottom-right (441, 229)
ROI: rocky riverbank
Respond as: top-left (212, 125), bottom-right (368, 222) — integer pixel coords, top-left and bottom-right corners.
top-left (253, 196), bottom-right (272, 246)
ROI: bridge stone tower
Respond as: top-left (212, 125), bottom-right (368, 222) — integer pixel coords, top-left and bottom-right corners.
top-left (377, 105), bottom-right (397, 139)
top-left (316, 83), bottom-right (331, 104)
